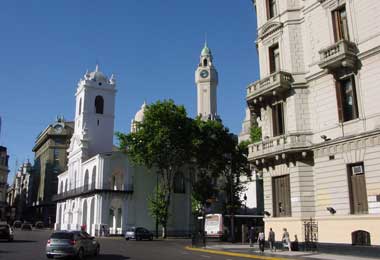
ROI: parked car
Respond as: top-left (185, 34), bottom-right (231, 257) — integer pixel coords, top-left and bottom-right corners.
top-left (0, 224), bottom-right (14, 241)
top-left (35, 221), bottom-right (44, 229)
top-left (46, 231), bottom-right (100, 259)
top-left (13, 220), bottom-right (22, 229)
top-left (21, 223), bottom-right (33, 231)
top-left (125, 227), bottom-right (153, 241)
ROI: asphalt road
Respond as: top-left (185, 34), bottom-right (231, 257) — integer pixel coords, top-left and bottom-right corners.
top-left (0, 229), bottom-right (260, 260)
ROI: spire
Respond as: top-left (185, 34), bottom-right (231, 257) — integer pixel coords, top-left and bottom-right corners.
top-left (201, 38), bottom-right (211, 57)
top-left (95, 64), bottom-right (99, 72)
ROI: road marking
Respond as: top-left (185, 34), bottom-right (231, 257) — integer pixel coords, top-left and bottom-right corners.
top-left (184, 246), bottom-right (294, 260)
top-left (200, 255), bottom-right (211, 258)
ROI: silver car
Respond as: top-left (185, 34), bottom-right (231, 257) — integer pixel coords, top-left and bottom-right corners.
top-left (46, 231), bottom-right (100, 259)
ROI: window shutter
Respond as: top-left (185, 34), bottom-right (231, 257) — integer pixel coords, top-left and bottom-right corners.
top-left (266, 0), bottom-right (270, 20)
top-left (351, 76), bottom-right (359, 119)
top-left (332, 10), bottom-right (341, 42)
top-left (269, 47), bottom-right (275, 74)
top-left (335, 81), bottom-right (344, 123)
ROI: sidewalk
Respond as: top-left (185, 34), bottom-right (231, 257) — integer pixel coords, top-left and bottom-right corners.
top-left (186, 243), bottom-right (380, 260)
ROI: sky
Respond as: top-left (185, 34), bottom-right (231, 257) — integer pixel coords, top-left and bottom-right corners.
top-left (0, 0), bottom-right (259, 184)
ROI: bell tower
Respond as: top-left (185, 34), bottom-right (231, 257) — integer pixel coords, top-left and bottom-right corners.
top-left (68, 65), bottom-right (116, 161)
top-left (195, 42), bottom-right (218, 120)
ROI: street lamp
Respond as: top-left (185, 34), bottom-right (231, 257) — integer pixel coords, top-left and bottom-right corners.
top-left (243, 193), bottom-right (247, 214)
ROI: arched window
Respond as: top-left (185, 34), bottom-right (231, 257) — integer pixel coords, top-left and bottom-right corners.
top-left (95, 96), bottom-right (104, 114)
top-left (65, 179), bottom-right (68, 192)
top-left (174, 172), bottom-right (185, 193)
top-left (91, 166), bottom-right (97, 190)
top-left (79, 98), bottom-right (82, 115)
top-left (352, 230), bottom-right (371, 246)
top-left (84, 170), bottom-right (89, 191)
top-left (203, 59), bottom-right (208, 66)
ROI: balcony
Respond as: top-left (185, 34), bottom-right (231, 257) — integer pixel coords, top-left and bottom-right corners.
top-left (248, 133), bottom-right (313, 161)
top-left (319, 40), bottom-right (358, 72)
top-left (246, 71), bottom-right (293, 102)
top-left (52, 183), bottom-right (133, 202)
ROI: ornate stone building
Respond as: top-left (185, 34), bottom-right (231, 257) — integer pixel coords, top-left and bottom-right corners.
top-left (247, 0), bottom-right (380, 247)
top-left (0, 146), bottom-right (9, 220)
top-left (6, 161), bottom-right (33, 222)
top-left (32, 117), bottom-right (74, 225)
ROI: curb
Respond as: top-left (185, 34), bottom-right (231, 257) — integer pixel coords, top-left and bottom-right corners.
top-left (184, 246), bottom-right (295, 260)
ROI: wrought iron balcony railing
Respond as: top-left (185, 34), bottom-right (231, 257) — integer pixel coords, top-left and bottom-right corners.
top-left (52, 183), bottom-right (133, 201)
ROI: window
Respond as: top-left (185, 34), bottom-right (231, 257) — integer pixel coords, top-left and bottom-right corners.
top-left (332, 5), bottom-right (349, 41)
top-left (266, 0), bottom-right (277, 19)
top-left (347, 163), bottom-right (368, 214)
top-left (272, 175), bottom-right (291, 217)
top-left (269, 44), bottom-right (280, 74)
top-left (335, 76), bottom-right (358, 122)
top-left (203, 59), bottom-right (208, 66)
top-left (79, 98), bottom-right (82, 115)
top-left (95, 96), bottom-right (104, 114)
top-left (84, 170), bottom-right (89, 191)
top-left (174, 173), bottom-right (186, 193)
top-left (272, 102), bottom-right (285, 137)
top-left (352, 230), bottom-right (371, 246)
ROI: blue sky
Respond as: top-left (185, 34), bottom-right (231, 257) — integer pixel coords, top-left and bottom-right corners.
top-left (0, 0), bottom-right (259, 183)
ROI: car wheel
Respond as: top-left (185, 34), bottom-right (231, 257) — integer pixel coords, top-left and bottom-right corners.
top-left (94, 246), bottom-right (100, 256)
top-left (46, 254), bottom-right (53, 259)
top-left (136, 235), bottom-right (140, 241)
top-left (77, 248), bottom-right (84, 260)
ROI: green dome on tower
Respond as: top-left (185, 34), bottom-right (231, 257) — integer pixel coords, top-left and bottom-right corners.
top-left (201, 42), bottom-right (211, 56)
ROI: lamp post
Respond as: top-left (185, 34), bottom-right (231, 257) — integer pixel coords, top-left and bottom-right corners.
top-left (244, 193), bottom-right (247, 214)
top-left (155, 173), bottom-right (159, 238)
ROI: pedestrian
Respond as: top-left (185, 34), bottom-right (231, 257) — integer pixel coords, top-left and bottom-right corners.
top-left (101, 225), bottom-right (106, 237)
top-left (268, 228), bottom-right (276, 252)
top-left (257, 231), bottom-right (265, 253)
top-left (248, 227), bottom-right (255, 247)
top-left (282, 228), bottom-right (291, 251)
top-left (81, 224), bottom-right (86, 232)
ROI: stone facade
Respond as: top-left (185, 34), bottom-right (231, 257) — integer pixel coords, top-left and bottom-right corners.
top-left (0, 146), bottom-right (9, 220)
top-left (247, 0), bottom-right (380, 246)
top-left (32, 117), bottom-right (74, 225)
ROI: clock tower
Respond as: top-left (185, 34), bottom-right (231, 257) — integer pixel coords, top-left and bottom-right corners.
top-left (195, 42), bottom-right (218, 120)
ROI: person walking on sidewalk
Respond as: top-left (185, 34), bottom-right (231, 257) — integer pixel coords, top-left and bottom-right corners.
top-left (248, 227), bottom-right (255, 247)
top-left (268, 228), bottom-right (276, 252)
top-left (282, 228), bottom-right (291, 251)
top-left (257, 231), bottom-right (265, 253)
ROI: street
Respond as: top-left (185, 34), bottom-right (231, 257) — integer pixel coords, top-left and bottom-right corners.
top-left (0, 230), bottom-right (257, 260)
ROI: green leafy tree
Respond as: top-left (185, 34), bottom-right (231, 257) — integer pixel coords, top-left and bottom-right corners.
top-left (250, 125), bottom-right (262, 143)
top-left (221, 138), bottom-right (250, 241)
top-left (147, 184), bottom-right (169, 231)
top-left (116, 100), bottom-right (194, 238)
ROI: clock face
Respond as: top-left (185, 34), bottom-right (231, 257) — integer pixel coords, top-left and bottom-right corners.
top-left (200, 70), bottom-right (209, 78)
top-left (54, 125), bottom-right (63, 134)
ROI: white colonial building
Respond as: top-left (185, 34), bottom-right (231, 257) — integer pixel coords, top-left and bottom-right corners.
top-left (247, 0), bottom-right (380, 247)
top-left (54, 66), bottom-right (192, 236)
